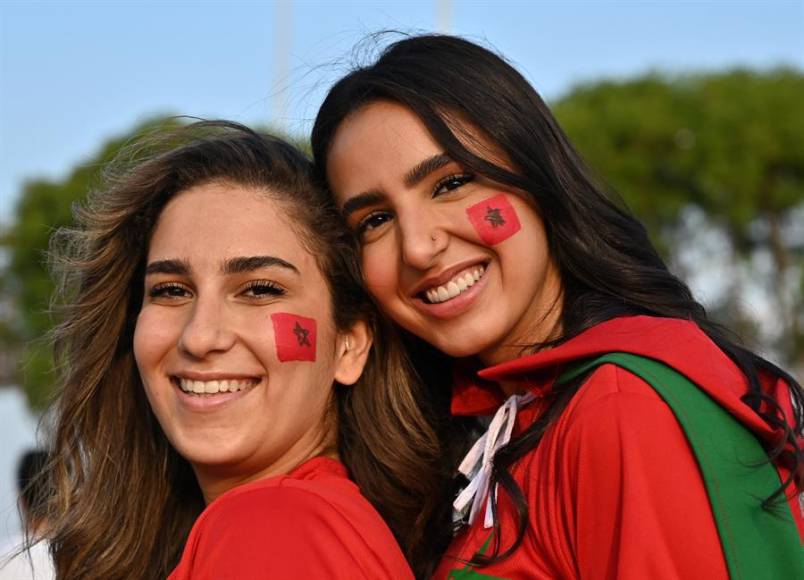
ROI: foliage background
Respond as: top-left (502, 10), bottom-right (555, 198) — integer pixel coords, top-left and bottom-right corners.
top-left (555, 69), bottom-right (804, 367)
top-left (2, 67), bottom-right (802, 410)
top-left (1, 2), bottom-right (802, 412)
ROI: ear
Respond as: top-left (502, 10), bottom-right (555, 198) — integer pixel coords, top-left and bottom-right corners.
top-left (333, 319), bottom-right (373, 386)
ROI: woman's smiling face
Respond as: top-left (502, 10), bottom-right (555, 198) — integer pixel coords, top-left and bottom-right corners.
top-left (326, 101), bottom-right (563, 365)
top-left (133, 181), bottom-right (366, 502)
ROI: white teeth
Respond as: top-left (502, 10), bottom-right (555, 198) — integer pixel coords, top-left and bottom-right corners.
top-left (424, 265), bottom-right (486, 304)
top-left (178, 378), bottom-right (255, 395)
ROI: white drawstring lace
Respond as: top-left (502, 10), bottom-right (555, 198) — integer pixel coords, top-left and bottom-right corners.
top-left (453, 391), bottom-right (536, 529)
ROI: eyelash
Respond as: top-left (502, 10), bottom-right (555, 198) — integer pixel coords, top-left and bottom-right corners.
top-left (147, 280), bottom-right (286, 300)
top-left (355, 211), bottom-right (393, 238)
top-left (149, 282), bottom-right (189, 299)
top-left (433, 172), bottom-right (474, 197)
top-left (354, 173), bottom-right (475, 239)
top-left (240, 280), bottom-right (286, 298)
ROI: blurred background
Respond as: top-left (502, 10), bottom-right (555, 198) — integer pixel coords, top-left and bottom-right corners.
top-left (0, 0), bottom-right (802, 544)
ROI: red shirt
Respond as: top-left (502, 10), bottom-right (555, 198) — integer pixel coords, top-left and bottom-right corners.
top-left (435, 316), bottom-right (802, 579)
top-left (169, 456), bottom-right (413, 579)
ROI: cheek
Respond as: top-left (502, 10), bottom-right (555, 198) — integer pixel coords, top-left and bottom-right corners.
top-left (465, 194), bottom-right (522, 246)
top-left (133, 309), bottom-right (175, 376)
top-left (361, 245), bottom-right (399, 302)
top-left (270, 313), bottom-right (317, 362)
top-left (501, 208), bottom-right (557, 296)
top-left (132, 311), bottom-right (175, 413)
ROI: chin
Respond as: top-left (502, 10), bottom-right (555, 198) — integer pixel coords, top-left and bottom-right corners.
top-left (431, 337), bottom-right (491, 359)
top-left (170, 437), bottom-right (238, 468)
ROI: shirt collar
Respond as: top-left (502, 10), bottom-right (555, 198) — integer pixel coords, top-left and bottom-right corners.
top-left (450, 357), bottom-right (558, 416)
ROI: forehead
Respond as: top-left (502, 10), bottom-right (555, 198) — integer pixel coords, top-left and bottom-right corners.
top-left (327, 101), bottom-right (442, 189)
top-left (326, 100), bottom-right (511, 201)
top-left (147, 181), bottom-right (316, 271)
top-left (333, 100), bottom-right (440, 152)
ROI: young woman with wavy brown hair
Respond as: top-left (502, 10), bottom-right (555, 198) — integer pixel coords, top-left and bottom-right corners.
top-left (42, 120), bottom-right (452, 579)
top-left (313, 35), bottom-right (804, 578)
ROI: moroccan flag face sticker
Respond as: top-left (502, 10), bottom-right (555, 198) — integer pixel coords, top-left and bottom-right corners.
top-left (270, 313), bottom-right (317, 362)
top-left (466, 194), bottom-right (521, 246)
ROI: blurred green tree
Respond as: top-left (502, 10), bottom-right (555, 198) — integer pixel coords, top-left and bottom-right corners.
top-left (0, 116), bottom-right (306, 409)
top-left (553, 69), bottom-right (804, 368)
top-left (2, 69), bottom-right (803, 409)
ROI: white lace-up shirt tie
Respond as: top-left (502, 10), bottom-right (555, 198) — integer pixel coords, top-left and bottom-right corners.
top-left (453, 390), bottom-right (537, 529)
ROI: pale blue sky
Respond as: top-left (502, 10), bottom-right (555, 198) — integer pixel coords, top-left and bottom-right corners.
top-left (1, 0), bottom-right (803, 224)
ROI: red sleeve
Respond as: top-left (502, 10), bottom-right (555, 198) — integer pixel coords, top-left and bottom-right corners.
top-left (172, 485), bottom-right (408, 580)
top-left (557, 364), bottom-right (730, 579)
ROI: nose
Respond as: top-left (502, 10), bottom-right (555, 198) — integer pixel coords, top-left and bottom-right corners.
top-left (178, 296), bottom-right (235, 359)
top-left (397, 210), bottom-right (448, 270)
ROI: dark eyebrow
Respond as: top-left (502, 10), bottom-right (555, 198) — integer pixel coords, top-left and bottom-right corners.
top-left (403, 153), bottom-right (453, 188)
top-left (145, 259), bottom-right (190, 276)
top-left (341, 190), bottom-right (386, 221)
top-left (340, 153), bottom-right (454, 220)
top-left (222, 255), bottom-right (299, 275)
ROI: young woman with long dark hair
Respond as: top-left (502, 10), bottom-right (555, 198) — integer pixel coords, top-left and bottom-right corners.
top-left (312, 35), bottom-right (804, 578)
top-left (42, 121), bottom-right (449, 578)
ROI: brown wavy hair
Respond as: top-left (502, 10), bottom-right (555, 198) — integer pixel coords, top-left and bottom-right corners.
top-left (43, 120), bottom-right (447, 578)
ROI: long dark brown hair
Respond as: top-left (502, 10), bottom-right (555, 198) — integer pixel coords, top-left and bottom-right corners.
top-left (312, 34), bottom-right (804, 570)
top-left (44, 120), bottom-right (446, 578)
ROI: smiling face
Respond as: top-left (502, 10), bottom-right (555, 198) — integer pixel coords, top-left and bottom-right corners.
top-left (133, 181), bottom-right (368, 502)
top-left (326, 101), bottom-right (563, 365)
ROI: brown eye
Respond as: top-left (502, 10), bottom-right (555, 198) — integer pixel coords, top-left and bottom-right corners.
top-left (433, 173), bottom-right (474, 197)
top-left (356, 210), bottom-right (393, 238)
top-left (241, 280), bottom-right (285, 298)
top-left (149, 283), bottom-right (191, 299)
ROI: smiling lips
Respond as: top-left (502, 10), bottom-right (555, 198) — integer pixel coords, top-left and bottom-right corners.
top-left (423, 265), bottom-right (486, 304)
top-left (176, 377), bottom-right (258, 395)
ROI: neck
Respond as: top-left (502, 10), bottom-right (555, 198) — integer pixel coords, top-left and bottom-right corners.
top-left (478, 307), bottom-right (563, 371)
top-left (195, 430), bottom-right (337, 505)
top-left (478, 266), bottom-right (564, 370)
top-left (497, 379), bottom-right (531, 398)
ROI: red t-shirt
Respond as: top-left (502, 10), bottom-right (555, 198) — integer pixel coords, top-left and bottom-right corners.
top-left (169, 456), bottom-right (413, 579)
top-left (435, 316), bottom-right (802, 579)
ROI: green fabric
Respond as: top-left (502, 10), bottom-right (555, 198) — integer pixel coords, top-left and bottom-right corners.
top-left (447, 532), bottom-right (507, 579)
top-left (560, 352), bottom-right (803, 579)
